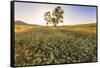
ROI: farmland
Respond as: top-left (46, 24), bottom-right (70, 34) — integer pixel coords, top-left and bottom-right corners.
top-left (14, 23), bottom-right (97, 66)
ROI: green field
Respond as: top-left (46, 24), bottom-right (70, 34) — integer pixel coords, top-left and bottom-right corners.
top-left (14, 23), bottom-right (97, 66)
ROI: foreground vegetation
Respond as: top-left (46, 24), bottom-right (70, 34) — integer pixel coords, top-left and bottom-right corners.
top-left (14, 24), bottom-right (97, 66)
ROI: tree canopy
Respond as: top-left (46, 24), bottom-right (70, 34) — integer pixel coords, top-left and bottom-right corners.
top-left (44, 6), bottom-right (64, 27)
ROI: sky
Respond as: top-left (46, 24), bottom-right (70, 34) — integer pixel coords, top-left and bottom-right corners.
top-left (15, 2), bottom-right (97, 25)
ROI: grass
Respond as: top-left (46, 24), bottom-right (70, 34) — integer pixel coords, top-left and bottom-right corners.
top-left (15, 25), bottom-right (33, 32)
top-left (14, 23), bottom-right (97, 66)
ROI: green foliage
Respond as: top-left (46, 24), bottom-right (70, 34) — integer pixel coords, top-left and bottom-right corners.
top-left (44, 12), bottom-right (51, 25)
top-left (44, 6), bottom-right (64, 27)
top-left (52, 6), bottom-right (64, 22)
top-left (15, 27), bottom-right (97, 66)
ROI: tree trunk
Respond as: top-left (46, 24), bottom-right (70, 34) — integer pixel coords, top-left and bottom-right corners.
top-left (54, 23), bottom-right (57, 27)
top-left (46, 22), bottom-right (48, 26)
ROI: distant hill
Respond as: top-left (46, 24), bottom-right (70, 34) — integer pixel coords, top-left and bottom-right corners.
top-left (15, 20), bottom-right (41, 26)
top-left (15, 20), bottom-right (28, 25)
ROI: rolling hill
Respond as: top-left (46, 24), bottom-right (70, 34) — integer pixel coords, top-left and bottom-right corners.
top-left (15, 20), bottom-right (28, 25)
top-left (15, 21), bottom-right (96, 33)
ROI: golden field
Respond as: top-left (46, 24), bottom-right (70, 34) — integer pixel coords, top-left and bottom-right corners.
top-left (15, 23), bottom-right (96, 33)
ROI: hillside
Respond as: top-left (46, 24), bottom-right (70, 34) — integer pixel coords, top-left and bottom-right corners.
top-left (15, 23), bottom-right (96, 33)
top-left (15, 20), bottom-right (28, 25)
top-left (63, 23), bottom-right (96, 33)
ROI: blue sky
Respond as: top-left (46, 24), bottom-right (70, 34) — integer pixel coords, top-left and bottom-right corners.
top-left (15, 2), bottom-right (96, 25)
